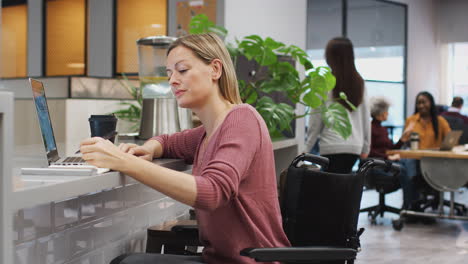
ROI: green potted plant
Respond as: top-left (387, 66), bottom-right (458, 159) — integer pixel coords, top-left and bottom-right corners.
top-left (114, 14), bottom-right (353, 139)
top-left (112, 74), bottom-right (143, 132)
top-left (189, 14), bottom-right (353, 139)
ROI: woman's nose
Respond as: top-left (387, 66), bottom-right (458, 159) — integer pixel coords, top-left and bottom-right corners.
top-left (168, 74), bottom-right (177, 85)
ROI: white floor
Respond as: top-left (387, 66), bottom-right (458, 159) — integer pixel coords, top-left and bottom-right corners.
top-left (357, 188), bottom-right (468, 263)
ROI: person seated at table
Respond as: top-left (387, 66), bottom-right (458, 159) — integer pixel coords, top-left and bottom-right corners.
top-left (368, 96), bottom-right (414, 208)
top-left (440, 96), bottom-right (468, 124)
top-left (400, 91), bottom-right (451, 212)
top-left (369, 96), bottom-right (413, 160)
top-left (80, 33), bottom-right (290, 264)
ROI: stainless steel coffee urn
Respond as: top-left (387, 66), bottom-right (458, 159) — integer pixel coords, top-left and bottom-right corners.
top-left (137, 36), bottom-right (192, 139)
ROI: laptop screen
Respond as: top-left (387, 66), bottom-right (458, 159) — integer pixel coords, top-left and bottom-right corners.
top-left (30, 78), bottom-right (58, 160)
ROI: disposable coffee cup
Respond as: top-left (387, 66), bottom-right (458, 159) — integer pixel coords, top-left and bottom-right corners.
top-left (89, 114), bottom-right (118, 143)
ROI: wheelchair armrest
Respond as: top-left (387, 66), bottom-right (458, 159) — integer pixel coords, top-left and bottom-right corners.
top-left (291, 153), bottom-right (329, 170)
top-left (359, 158), bottom-right (401, 177)
top-left (240, 246), bottom-right (357, 262)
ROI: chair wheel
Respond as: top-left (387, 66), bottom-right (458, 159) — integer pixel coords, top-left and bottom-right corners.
top-left (392, 219), bottom-right (403, 231)
top-left (370, 218), bottom-right (377, 225)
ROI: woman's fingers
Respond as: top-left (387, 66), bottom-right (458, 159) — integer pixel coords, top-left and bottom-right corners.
top-left (80, 137), bottom-right (117, 154)
top-left (128, 146), bottom-right (144, 155)
top-left (82, 151), bottom-right (97, 162)
top-left (118, 143), bottom-right (138, 153)
top-left (81, 137), bottom-right (104, 146)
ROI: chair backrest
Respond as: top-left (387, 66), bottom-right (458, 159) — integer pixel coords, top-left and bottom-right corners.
top-left (442, 115), bottom-right (468, 144)
top-left (280, 154), bottom-right (365, 249)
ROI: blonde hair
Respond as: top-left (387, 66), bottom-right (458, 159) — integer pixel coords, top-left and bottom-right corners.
top-left (167, 33), bottom-right (242, 104)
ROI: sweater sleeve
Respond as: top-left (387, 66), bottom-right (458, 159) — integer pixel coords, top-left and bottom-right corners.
top-left (193, 107), bottom-right (261, 211)
top-left (305, 111), bottom-right (324, 151)
top-left (361, 93), bottom-right (371, 155)
top-left (151, 125), bottom-right (205, 164)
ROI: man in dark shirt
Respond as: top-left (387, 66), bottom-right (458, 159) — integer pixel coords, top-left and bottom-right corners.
top-left (440, 96), bottom-right (468, 124)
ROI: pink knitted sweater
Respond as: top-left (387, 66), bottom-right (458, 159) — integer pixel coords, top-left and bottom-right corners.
top-left (154, 104), bottom-right (290, 264)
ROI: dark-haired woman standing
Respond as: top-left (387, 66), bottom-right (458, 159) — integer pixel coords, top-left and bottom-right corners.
top-left (305, 37), bottom-right (370, 173)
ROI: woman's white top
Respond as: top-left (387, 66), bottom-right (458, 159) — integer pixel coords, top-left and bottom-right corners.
top-left (305, 91), bottom-right (371, 156)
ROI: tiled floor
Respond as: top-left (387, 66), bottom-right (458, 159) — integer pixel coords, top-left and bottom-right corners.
top-left (357, 188), bottom-right (468, 263)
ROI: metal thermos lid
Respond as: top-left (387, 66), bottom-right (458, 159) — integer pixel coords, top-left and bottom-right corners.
top-left (410, 132), bottom-right (420, 141)
top-left (136, 36), bottom-right (177, 46)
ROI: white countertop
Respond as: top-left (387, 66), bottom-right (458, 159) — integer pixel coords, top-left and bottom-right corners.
top-left (12, 159), bottom-right (191, 211)
top-left (11, 137), bottom-right (298, 211)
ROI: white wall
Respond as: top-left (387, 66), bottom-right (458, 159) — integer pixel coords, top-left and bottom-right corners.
top-left (392, 0), bottom-right (442, 113)
top-left (224, 0), bottom-right (307, 153)
top-left (224, 0), bottom-right (307, 49)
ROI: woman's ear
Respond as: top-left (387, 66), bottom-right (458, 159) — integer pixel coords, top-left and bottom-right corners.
top-left (210, 59), bottom-right (223, 80)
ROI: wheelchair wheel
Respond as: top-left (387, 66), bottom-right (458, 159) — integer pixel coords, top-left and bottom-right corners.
top-left (392, 219), bottom-right (404, 231)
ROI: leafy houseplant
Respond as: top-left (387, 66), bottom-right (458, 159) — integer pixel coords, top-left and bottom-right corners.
top-left (112, 74), bottom-right (143, 132)
top-left (190, 14), bottom-right (353, 139)
top-left (114, 14), bottom-right (353, 139)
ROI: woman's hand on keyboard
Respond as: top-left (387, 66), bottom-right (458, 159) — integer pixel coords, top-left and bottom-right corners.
top-left (80, 137), bottom-right (133, 171)
top-left (118, 142), bottom-right (155, 161)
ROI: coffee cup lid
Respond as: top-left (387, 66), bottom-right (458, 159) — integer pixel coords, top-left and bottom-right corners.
top-left (89, 114), bottom-right (117, 121)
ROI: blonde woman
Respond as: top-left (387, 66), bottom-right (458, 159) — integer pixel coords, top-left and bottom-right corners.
top-left (80, 33), bottom-right (290, 264)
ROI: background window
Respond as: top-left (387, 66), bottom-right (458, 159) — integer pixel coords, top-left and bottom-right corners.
top-left (1, 1), bottom-right (27, 78)
top-left (46, 0), bottom-right (86, 76)
top-left (307, 0), bottom-right (407, 139)
top-left (116, 0), bottom-right (167, 74)
top-left (448, 42), bottom-right (468, 115)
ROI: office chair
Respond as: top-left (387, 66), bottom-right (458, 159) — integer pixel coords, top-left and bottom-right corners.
top-left (411, 172), bottom-right (467, 216)
top-left (136, 154), bottom-right (397, 264)
top-left (360, 160), bottom-right (402, 224)
top-left (442, 114), bottom-right (468, 144)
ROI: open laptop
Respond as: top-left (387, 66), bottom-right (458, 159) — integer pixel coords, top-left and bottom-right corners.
top-left (21, 78), bottom-right (109, 175)
top-left (439, 130), bottom-right (463, 151)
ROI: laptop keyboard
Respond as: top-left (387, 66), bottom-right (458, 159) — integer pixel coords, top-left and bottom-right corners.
top-left (62, 157), bottom-right (86, 164)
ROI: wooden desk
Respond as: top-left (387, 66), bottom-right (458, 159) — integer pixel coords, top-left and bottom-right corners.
top-left (387, 146), bottom-right (468, 192)
top-left (386, 147), bottom-right (468, 228)
top-left (387, 146), bottom-right (468, 160)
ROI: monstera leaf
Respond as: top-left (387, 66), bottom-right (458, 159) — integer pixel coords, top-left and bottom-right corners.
top-left (187, 14), bottom-right (353, 140)
top-left (188, 14), bottom-right (227, 37)
top-left (321, 102), bottom-right (352, 139)
top-left (256, 97), bottom-right (295, 138)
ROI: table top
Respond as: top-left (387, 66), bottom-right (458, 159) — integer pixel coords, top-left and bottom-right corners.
top-left (387, 145), bottom-right (468, 159)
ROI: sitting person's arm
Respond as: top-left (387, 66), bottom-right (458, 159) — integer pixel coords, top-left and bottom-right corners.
top-left (119, 125), bottom-right (205, 163)
top-left (392, 121), bottom-right (415, 150)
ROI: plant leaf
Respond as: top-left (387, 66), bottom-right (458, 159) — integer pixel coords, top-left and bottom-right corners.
top-left (256, 96), bottom-right (295, 135)
top-left (322, 102), bottom-right (352, 139)
top-left (188, 14), bottom-right (228, 38)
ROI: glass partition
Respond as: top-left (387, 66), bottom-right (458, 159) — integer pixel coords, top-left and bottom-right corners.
top-left (1, 1), bottom-right (27, 78)
top-left (116, 0), bottom-right (167, 74)
top-left (307, 0), bottom-right (407, 133)
top-left (348, 0), bottom-right (405, 82)
top-left (306, 0), bottom-right (342, 61)
top-left (448, 42), bottom-right (468, 115)
top-left (46, 0), bottom-right (86, 76)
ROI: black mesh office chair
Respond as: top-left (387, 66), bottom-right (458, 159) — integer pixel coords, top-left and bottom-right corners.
top-left (411, 171), bottom-right (467, 216)
top-left (442, 114), bottom-right (468, 144)
top-left (359, 160), bottom-right (401, 224)
top-left (117, 154), bottom-right (395, 263)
